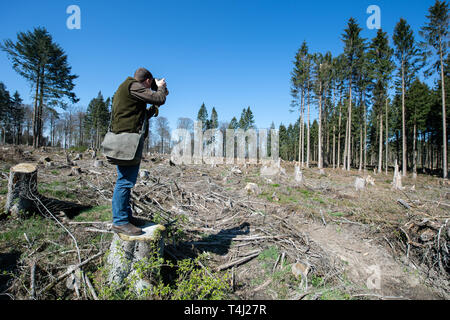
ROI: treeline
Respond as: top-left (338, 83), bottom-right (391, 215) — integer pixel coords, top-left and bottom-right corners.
top-left (287, 0), bottom-right (449, 178)
top-left (1, 1), bottom-right (447, 180)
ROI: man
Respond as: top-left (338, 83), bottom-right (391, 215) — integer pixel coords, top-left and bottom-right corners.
top-left (110, 67), bottom-right (168, 236)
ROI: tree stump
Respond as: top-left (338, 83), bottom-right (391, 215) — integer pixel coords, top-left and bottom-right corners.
top-left (5, 163), bottom-right (39, 215)
top-left (392, 159), bottom-right (403, 190)
top-left (106, 223), bottom-right (166, 295)
top-left (294, 165), bottom-right (303, 184)
top-left (94, 160), bottom-right (103, 168)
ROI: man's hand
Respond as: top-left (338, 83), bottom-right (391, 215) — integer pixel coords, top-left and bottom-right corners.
top-left (155, 78), bottom-right (166, 87)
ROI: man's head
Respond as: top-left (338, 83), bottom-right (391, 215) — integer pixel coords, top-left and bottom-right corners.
top-left (134, 67), bottom-right (154, 89)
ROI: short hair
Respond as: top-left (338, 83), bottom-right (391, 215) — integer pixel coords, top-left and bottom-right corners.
top-left (134, 68), bottom-right (153, 82)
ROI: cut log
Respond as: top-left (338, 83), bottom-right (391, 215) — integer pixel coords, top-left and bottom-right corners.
top-left (5, 163), bottom-right (39, 215)
top-left (106, 223), bottom-right (166, 295)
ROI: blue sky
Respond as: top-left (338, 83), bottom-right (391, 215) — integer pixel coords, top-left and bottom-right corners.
top-left (0, 0), bottom-right (440, 131)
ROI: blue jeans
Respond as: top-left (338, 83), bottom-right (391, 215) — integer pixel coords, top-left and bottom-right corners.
top-left (112, 164), bottom-right (140, 226)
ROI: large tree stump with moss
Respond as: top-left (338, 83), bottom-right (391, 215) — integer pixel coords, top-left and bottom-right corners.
top-left (4, 163), bottom-right (39, 215)
top-left (106, 223), bottom-right (166, 295)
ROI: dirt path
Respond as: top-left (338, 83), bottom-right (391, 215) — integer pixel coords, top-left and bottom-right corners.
top-left (295, 218), bottom-right (442, 299)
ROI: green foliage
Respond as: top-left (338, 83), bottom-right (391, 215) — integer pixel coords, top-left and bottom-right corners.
top-left (0, 215), bottom-right (63, 245)
top-left (228, 117), bottom-right (238, 130)
top-left (238, 107), bottom-right (256, 131)
top-left (197, 103), bottom-right (209, 131)
top-left (419, 0), bottom-right (449, 75)
top-left (210, 107), bottom-right (218, 129)
top-left (68, 145), bottom-right (88, 153)
top-left (1, 27), bottom-right (78, 147)
top-left (95, 253), bottom-right (230, 300)
top-left (38, 180), bottom-right (76, 200)
top-left (258, 246), bottom-right (279, 264)
top-left (75, 205), bottom-right (112, 222)
top-left (169, 256), bottom-right (230, 300)
top-left (84, 92), bottom-right (110, 149)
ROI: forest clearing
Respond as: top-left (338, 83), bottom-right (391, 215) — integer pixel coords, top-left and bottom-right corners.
top-left (1, 0), bottom-right (449, 303)
top-left (0, 145), bottom-right (448, 300)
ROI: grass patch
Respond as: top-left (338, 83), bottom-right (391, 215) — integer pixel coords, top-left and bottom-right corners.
top-left (328, 211), bottom-right (347, 217)
top-left (74, 205), bottom-right (112, 222)
top-left (38, 180), bottom-right (76, 200)
top-left (320, 289), bottom-right (352, 300)
top-left (298, 189), bottom-right (314, 197)
top-left (0, 215), bottom-right (64, 245)
top-left (0, 180), bottom-right (7, 195)
top-left (68, 145), bottom-right (88, 153)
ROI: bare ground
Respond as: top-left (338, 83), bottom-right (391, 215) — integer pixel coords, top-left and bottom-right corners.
top-left (0, 145), bottom-right (448, 300)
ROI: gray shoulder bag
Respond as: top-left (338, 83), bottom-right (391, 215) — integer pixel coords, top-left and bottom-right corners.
top-left (101, 111), bottom-right (148, 166)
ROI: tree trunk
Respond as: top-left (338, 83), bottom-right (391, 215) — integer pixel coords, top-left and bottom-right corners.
top-left (343, 114), bottom-right (348, 170)
top-left (337, 99), bottom-right (342, 169)
top-left (401, 61), bottom-right (407, 176)
top-left (413, 122), bottom-right (417, 179)
top-left (385, 97), bottom-right (389, 175)
top-left (5, 163), bottom-right (39, 216)
top-left (347, 83), bottom-right (352, 171)
top-left (359, 125), bottom-right (363, 171)
top-left (318, 83), bottom-right (323, 169)
top-left (378, 111), bottom-right (383, 174)
top-left (333, 124), bottom-right (336, 169)
top-left (299, 88), bottom-right (304, 166)
top-left (363, 93), bottom-right (367, 171)
top-left (106, 224), bottom-right (165, 295)
top-left (32, 70), bottom-right (41, 149)
top-left (440, 42), bottom-right (447, 179)
top-left (306, 87), bottom-right (311, 168)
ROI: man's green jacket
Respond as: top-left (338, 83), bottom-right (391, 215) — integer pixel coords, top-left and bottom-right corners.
top-left (111, 77), bottom-right (167, 136)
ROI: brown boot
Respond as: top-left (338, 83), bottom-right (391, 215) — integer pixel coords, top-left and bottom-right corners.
top-left (111, 223), bottom-right (143, 236)
top-left (129, 216), bottom-right (149, 227)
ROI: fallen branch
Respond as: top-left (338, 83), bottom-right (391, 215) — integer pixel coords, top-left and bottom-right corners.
top-left (37, 251), bottom-right (104, 297)
top-left (84, 273), bottom-right (98, 300)
top-left (216, 251), bottom-right (261, 271)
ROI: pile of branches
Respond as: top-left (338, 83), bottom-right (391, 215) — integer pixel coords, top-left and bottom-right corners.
top-left (398, 217), bottom-right (449, 288)
top-left (126, 164), bottom-right (343, 292)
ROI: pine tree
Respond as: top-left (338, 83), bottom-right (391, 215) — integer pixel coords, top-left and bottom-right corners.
top-left (393, 18), bottom-right (422, 176)
top-left (197, 103), bottom-right (209, 131)
top-left (312, 52), bottom-right (333, 169)
top-left (1, 27), bottom-right (78, 148)
top-left (420, 0), bottom-right (449, 179)
top-left (85, 92), bottom-right (110, 149)
top-left (406, 79), bottom-right (432, 177)
top-left (0, 83), bottom-right (11, 144)
top-left (10, 91), bottom-right (24, 144)
top-left (369, 29), bottom-right (395, 173)
top-left (228, 117), bottom-right (238, 130)
top-left (291, 41), bottom-right (311, 166)
top-left (210, 107), bottom-right (218, 129)
top-left (238, 108), bottom-right (247, 130)
top-left (342, 18), bottom-right (365, 170)
top-left (245, 107), bottom-right (255, 129)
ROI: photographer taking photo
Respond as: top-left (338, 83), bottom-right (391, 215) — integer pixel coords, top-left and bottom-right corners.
top-left (109, 67), bottom-right (169, 236)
